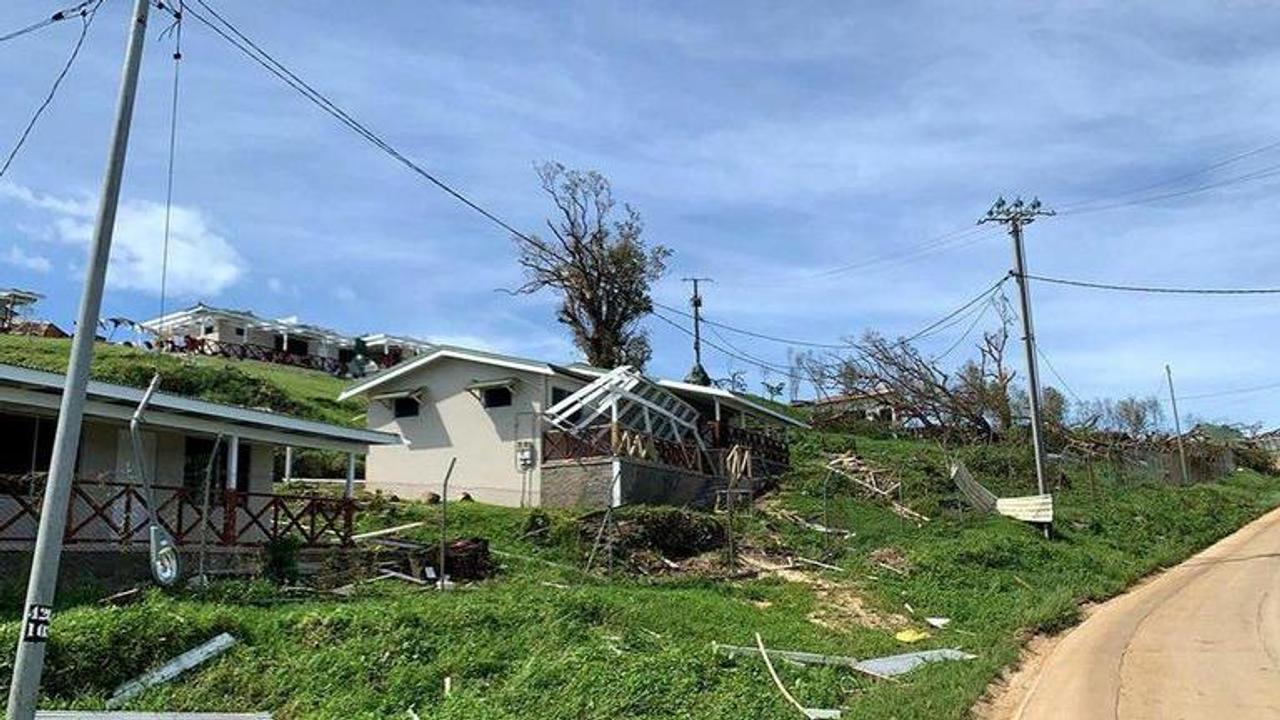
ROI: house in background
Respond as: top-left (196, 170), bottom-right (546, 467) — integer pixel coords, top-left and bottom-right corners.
top-left (795, 385), bottom-right (903, 426)
top-left (0, 288), bottom-right (46, 334)
top-left (0, 362), bottom-right (398, 555)
top-left (140, 304), bottom-right (433, 375)
top-left (338, 344), bottom-right (806, 509)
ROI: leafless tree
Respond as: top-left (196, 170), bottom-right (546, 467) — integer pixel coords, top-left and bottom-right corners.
top-left (513, 162), bottom-right (671, 369)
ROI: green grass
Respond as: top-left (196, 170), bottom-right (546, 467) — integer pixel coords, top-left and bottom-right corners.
top-left (3, 428), bottom-right (1278, 719)
top-left (0, 334), bottom-right (364, 427)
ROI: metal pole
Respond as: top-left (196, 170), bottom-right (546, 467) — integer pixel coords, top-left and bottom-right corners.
top-left (1009, 219), bottom-right (1049, 497)
top-left (8, 2), bottom-right (151, 717)
top-left (1166, 364), bottom-right (1190, 484)
top-left (437, 457), bottom-right (456, 590)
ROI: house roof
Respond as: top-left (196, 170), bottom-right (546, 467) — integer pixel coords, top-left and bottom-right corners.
top-left (141, 303), bottom-right (355, 346)
top-left (655, 378), bottom-right (809, 428)
top-left (0, 288), bottom-right (43, 305)
top-left (0, 363), bottom-right (399, 452)
top-left (340, 344), bottom-right (807, 428)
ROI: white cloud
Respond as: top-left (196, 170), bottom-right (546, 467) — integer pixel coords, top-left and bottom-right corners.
top-left (266, 276), bottom-right (296, 296)
top-left (1, 182), bottom-right (243, 298)
top-left (2, 246), bottom-right (51, 273)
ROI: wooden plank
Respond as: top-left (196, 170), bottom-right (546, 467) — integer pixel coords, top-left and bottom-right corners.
top-left (107, 634), bottom-right (238, 709)
top-left (349, 521), bottom-right (426, 541)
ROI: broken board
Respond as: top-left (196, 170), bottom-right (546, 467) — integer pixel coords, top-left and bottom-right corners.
top-left (951, 461), bottom-right (1053, 524)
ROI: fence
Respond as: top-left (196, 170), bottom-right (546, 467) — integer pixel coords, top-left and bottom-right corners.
top-left (0, 475), bottom-right (354, 548)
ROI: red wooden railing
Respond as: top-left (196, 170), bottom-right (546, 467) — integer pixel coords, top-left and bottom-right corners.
top-left (0, 476), bottom-right (353, 548)
top-left (703, 421), bottom-right (790, 472)
top-left (156, 337), bottom-right (403, 374)
top-left (542, 425), bottom-right (706, 474)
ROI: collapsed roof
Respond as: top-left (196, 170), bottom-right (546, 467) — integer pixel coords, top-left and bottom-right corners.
top-left (544, 365), bottom-right (707, 451)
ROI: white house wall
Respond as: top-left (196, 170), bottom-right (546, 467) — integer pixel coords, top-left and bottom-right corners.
top-left (363, 357), bottom-right (588, 507)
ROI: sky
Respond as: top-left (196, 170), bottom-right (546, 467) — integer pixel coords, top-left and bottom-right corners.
top-left (1, 1), bottom-right (1280, 426)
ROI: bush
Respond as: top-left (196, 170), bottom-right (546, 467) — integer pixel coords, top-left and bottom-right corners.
top-left (263, 537), bottom-right (301, 584)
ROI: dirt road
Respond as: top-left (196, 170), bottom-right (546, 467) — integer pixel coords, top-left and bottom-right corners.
top-left (1007, 504), bottom-right (1280, 719)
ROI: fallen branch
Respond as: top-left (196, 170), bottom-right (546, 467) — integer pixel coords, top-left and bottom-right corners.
top-left (795, 556), bottom-right (844, 572)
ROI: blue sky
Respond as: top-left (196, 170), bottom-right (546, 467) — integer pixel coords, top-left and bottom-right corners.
top-left (2, 1), bottom-right (1280, 425)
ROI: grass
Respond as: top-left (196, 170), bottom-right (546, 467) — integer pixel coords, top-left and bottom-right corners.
top-left (2, 426), bottom-right (1278, 718)
top-left (0, 335), bottom-right (363, 427)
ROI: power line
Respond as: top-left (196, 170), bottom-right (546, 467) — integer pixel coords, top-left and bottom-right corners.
top-left (932, 293), bottom-right (994, 362)
top-left (0, 0), bottom-right (103, 179)
top-left (1059, 162), bottom-right (1280, 216)
top-left (1035, 345), bottom-right (1082, 403)
top-left (651, 301), bottom-right (852, 350)
top-left (0, 0), bottom-right (97, 44)
top-left (1024, 273), bottom-right (1280, 295)
top-left (1177, 379), bottom-right (1280, 402)
top-left (157, 0), bottom-right (184, 324)
top-left (164, 0), bottom-right (535, 242)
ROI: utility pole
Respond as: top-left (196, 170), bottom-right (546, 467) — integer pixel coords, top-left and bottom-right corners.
top-left (7, 1), bottom-right (151, 717)
top-left (1166, 364), bottom-right (1190, 484)
top-left (980, 197), bottom-right (1054, 538)
top-left (681, 277), bottom-right (713, 386)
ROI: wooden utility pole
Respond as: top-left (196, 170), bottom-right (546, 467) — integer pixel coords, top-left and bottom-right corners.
top-left (8, 2), bottom-right (152, 717)
top-left (1166, 365), bottom-right (1190, 484)
top-left (980, 197), bottom-right (1054, 538)
top-left (682, 277), bottom-right (712, 386)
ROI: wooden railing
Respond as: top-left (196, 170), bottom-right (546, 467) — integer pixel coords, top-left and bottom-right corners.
top-left (703, 421), bottom-right (790, 473)
top-left (0, 476), bottom-right (353, 548)
top-left (542, 424), bottom-right (706, 474)
top-left (157, 337), bottom-right (350, 374)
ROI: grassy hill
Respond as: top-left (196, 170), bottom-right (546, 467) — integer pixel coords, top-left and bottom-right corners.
top-left (3, 424), bottom-right (1278, 719)
top-left (0, 335), bottom-right (363, 427)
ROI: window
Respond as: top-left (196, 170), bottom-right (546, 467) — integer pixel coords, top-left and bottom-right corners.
top-left (234, 327), bottom-right (245, 337)
top-left (0, 413), bottom-right (55, 475)
top-left (183, 437), bottom-right (249, 493)
top-left (202, 324), bottom-right (214, 335)
top-left (482, 386), bottom-right (513, 408)
top-left (551, 387), bottom-right (571, 406)
top-left (393, 397), bottom-right (420, 418)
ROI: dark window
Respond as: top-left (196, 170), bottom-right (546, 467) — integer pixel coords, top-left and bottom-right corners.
top-left (202, 324), bottom-right (214, 335)
top-left (482, 386), bottom-right (513, 408)
top-left (0, 413), bottom-right (55, 475)
top-left (551, 387), bottom-right (571, 406)
top-left (234, 327), bottom-right (245, 337)
top-left (183, 437), bottom-right (250, 493)
top-left (393, 397), bottom-right (420, 418)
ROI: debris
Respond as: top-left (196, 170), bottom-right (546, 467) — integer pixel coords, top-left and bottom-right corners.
top-left (826, 453), bottom-right (930, 524)
top-left (658, 555), bottom-right (680, 569)
top-left (893, 628), bottom-right (931, 644)
top-left (868, 546), bottom-right (912, 576)
top-left (107, 633), bottom-right (238, 709)
top-left (754, 633), bottom-right (843, 720)
top-left (925, 617), bottom-right (951, 629)
top-left (1012, 574), bottom-right (1034, 591)
top-left (795, 556), bottom-right (844, 572)
top-left (903, 602), bottom-right (915, 615)
top-left (951, 460), bottom-right (1054, 524)
top-left (891, 502), bottom-right (930, 524)
top-left (774, 509), bottom-right (853, 537)
top-left (854, 648), bottom-right (976, 677)
top-left (407, 707), bottom-right (422, 720)
top-left (540, 581), bottom-right (571, 590)
top-left (444, 676), bottom-right (453, 696)
top-left (99, 587), bottom-right (144, 607)
top-left (714, 642), bottom-right (893, 681)
top-left (350, 521), bottom-right (426, 542)
top-left (876, 561), bottom-right (908, 577)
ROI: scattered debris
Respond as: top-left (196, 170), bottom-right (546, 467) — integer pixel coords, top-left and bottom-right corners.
top-left (107, 633), bottom-right (238, 709)
top-left (773, 509), bottom-right (854, 537)
top-left (754, 633), bottom-right (843, 720)
top-left (444, 676), bottom-right (453, 696)
top-left (98, 587), bottom-right (144, 607)
top-left (540, 581), bottom-right (571, 590)
top-left (350, 521), bottom-right (427, 542)
top-left (826, 453), bottom-right (930, 524)
top-left (856, 648), bottom-right (976, 677)
top-left (795, 556), bottom-right (844, 572)
top-left (366, 535), bottom-right (494, 583)
top-left (952, 460), bottom-right (1053, 524)
top-left (925, 617), bottom-right (952, 629)
top-left (407, 706), bottom-right (422, 720)
top-left (894, 628), bottom-right (931, 644)
top-left (868, 546), bottom-right (912, 576)
top-left (714, 642), bottom-right (892, 682)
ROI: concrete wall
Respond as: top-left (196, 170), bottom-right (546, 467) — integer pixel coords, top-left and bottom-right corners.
top-left (363, 358), bottom-right (584, 506)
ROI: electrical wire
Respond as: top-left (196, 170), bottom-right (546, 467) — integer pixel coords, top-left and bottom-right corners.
top-left (1024, 273), bottom-right (1280, 295)
top-left (0, 0), bottom-right (103, 179)
top-left (931, 293), bottom-right (994, 362)
top-left (0, 0), bottom-right (97, 44)
top-left (1059, 162), bottom-right (1280, 216)
top-left (1035, 345), bottom-right (1082, 403)
top-left (1177, 379), bottom-right (1280, 402)
top-left (160, 0), bottom-right (535, 243)
top-left (157, 0), bottom-right (184, 324)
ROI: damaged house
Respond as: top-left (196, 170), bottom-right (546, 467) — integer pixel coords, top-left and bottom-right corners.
top-left (337, 344), bottom-right (806, 509)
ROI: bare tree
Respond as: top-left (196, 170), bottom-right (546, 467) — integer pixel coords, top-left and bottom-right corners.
top-left (1112, 395), bottom-right (1165, 436)
top-left (513, 162), bottom-right (671, 368)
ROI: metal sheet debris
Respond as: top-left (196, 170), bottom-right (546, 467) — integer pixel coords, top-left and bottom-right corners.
top-left (952, 461), bottom-right (1054, 524)
top-left (754, 633), bottom-right (842, 720)
top-left (893, 628), bottom-right (931, 643)
top-left (107, 633), bottom-right (238, 709)
top-left (853, 648), bottom-right (976, 677)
